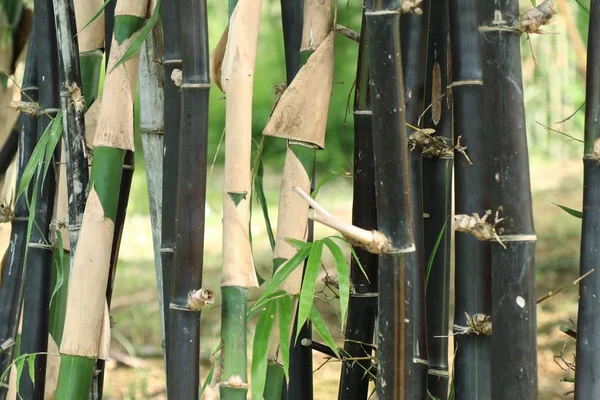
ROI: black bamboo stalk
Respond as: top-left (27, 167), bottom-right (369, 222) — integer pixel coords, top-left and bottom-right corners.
top-left (52, 0), bottom-right (89, 257)
top-left (0, 24), bottom-right (36, 399)
top-left (19, 1), bottom-right (60, 396)
top-left (448, 0), bottom-right (492, 397)
top-left (423, 0), bottom-right (452, 397)
top-left (279, 1), bottom-right (314, 398)
top-left (400, 0), bottom-right (430, 395)
top-left (575, 0), bottom-right (600, 397)
top-left (166, 0), bottom-right (210, 398)
top-left (366, 1), bottom-right (424, 397)
top-left (0, 130), bottom-right (19, 177)
top-left (480, 1), bottom-right (537, 398)
top-left (104, 0), bottom-right (116, 63)
top-left (338, 9), bottom-right (378, 400)
top-left (160, 0), bottom-right (182, 383)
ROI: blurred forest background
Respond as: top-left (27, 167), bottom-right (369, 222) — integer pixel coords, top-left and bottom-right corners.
top-left (65, 0), bottom-right (591, 398)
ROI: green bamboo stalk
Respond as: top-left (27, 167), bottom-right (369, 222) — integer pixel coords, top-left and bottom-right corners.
top-left (480, 1), bottom-right (538, 397)
top-left (217, 1), bottom-right (262, 398)
top-left (165, 0), bottom-right (210, 397)
top-left (575, 0), bottom-right (600, 397)
top-left (448, 0), bottom-right (492, 397)
top-left (0, 23), bottom-right (36, 399)
top-left (18, 1), bottom-right (61, 396)
top-left (338, 9), bottom-right (378, 400)
top-left (365, 0), bottom-right (424, 397)
top-left (54, 2), bottom-right (148, 397)
top-left (423, 0), bottom-right (452, 397)
top-left (261, 2), bottom-right (333, 396)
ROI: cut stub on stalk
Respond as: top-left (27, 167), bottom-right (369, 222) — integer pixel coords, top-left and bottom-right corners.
top-left (454, 209), bottom-right (506, 248)
top-left (453, 312), bottom-right (492, 336)
top-left (301, 0), bottom-right (332, 52)
top-left (519, 0), bottom-right (556, 33)
top-left (60, 189), bottom-right (115, 357)
top-left (294, 187), bottom-right (392, 254)
top-left (262, 32), bottom-right (335, 149)
top-left (187, 288), bottom-right (215, 311)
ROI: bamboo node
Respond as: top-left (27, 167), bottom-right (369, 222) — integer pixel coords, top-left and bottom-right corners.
top-left (187, 289), bottom-right (215, 311)
top-left (408, 126), bottom-right (472, 163)
top-left (222, 375), bottom-right (247, 389)
top-left (453, 312), bottom-right (492, 336)
top-left (454, 208), bottom-right (506, 248)
top-left (518, 0), bottom-right (556, 34)
top-left (9, 100), bottom-right (41, 116)
top-left (343, 230), bottom-right (391, 255)
top-left (400, 0), bottom-right (423, 14)
top-left (171, 69), bottom-right (183, 87)
top-left (68, 83), bottom-right (85, 113)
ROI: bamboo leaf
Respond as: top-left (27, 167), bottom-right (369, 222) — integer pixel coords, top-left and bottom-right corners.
top-left (278, 294), bottom-right (292, 381)
top-left (251, 301), bottom-right (277, 400)
top-left (309, 304), bottom-right (339, 358)
top-left (42, 113), bottom-right (64, 187)
top-left (551, 202), bottom-right (583, 218)
top-left (574, 0), bottom-right (590, 13)
top-left (15, 356), bottom-right (25, 398)
top-left (425, 220), bottom-right (447, 288)
top-left (249, 289), bottom-right (288, 319)
top-left (27, 354), bottom-right (36, 385)
top-left (17, 133), bottom-right (49, 200)
top-left (296, 240), bottom-right (323, 339)
top-left (255, 243), bottom-right (312, 305)
top-left (79, 0), bottom-right (111, 32)
top-left (109, 0), bottom-right (162, 73)
top-left (323, 238), bottom-right (350, 326)
top-left (254, 159), bottom-right (275, 251)
top-left (49, 230), bottom-right (65, 308)
top-left (311, 168), bottom-right (347, 199)
top-left (285, 237), bottom-right (307, 249)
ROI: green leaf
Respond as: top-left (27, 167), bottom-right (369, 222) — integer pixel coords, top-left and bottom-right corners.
top-left (109, 0), bottom-right (162, 73)
top-left (284, 237), bottom-right (307, 250)
top-left (323, 238), bottom-right (350, 326)
top-left (425, 220), bottom-right (447, 288)
top-left (15, 355), bottom-right (25, 399)
top-left (278, 294), bottom-right (293, 381)
top-left (251, 301), bottom-right (277, 400)
top-left (17, 132), bottom-right (48, 200)
top-left (311, 168), bottom-right (346, 199)
top-left (42, 113), bottom-right (64, 187)
top-left (255, 243), bottom-right (312, 306)
top-left (551, 202), bottom-right (583, 219)
top-left (574, 0), bottom-right (590, 13)
top-left (296, 240), bottom-right (323, 339)
top-left (79, 0), bottom-right (112, 32)
top-left (309, 305), bottom-right (339, 358)
top-left (27, 354), bottom-right (36, 385)
top-left (49, 231), bottom-right (65, 307)
top-left (254, 159), bottom-right (275, 251)
top-left (249, 290), bottom-right (288, 319)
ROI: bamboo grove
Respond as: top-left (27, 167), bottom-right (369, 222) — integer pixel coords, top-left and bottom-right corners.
top-left (3, 0), bottom-right (600, 399)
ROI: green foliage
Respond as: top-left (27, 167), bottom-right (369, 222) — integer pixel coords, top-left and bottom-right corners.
top-left (552, 202), bottom-right (583, 218)
top-left (425, 220), bottom-right (448, 288)
top-left (277, 294), bottom-right (292, 381)
top-left (296, 241), bottom-right (324, 338)
top-left (323, 238), bottom-right (350, 325)
top-left (574, 0), bottom-right (590, 13)
top-left (250, 300), bottom-right (276, 400)
top-left (79, 0), bottom-right (111, 32)
top-left (311, 168), bottom-right (348, 199)
top-left (49, 230), bottom-right (65, 307)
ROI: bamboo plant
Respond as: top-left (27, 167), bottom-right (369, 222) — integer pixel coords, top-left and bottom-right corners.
top-left (423, 0), bottom-right (452, 397)
top-left (138, 18), bottom-right (165, 359)
top-left (480, 1), bottom-right (538, 397)
top-left (212, 0), bottom-right (262, 397)
top-left (166, 0), bottom-right (210, 397)
top-left (366, 0), bottom-right (425, 397)
top-left (0, 23), bottom-right (36, 398)
top-left (448, 0), bottom-right (492, 397)
top-left (54, 1), bottom-right (149, 397)
top-left (400, 0), bottom-right (429, 395)
top-left (260, 1), bottom-right (334, 395)
top-left (338, 9), bottom-right (379, 400)
top-left (19, 0), bottom-right (61, 396)
top-left (575, 0), bottom-right (600, 397)
top-left (160, 0), bottom-right (182, 378)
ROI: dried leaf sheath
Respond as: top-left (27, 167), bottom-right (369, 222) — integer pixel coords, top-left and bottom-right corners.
top-left (55, 1), bottom-right (148, 397)
top-left (218, 1), bottom-right (262, 398)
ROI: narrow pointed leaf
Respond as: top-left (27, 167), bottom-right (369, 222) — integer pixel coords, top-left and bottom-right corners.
top-left (551, 202), bottom-right (583, 219)
top-left (296, 240), bottom-right (323, 338)
top-left (310, 305), bottom-right (339, 358)
top-left (323, 238), bottom-right (350, 326)
top-left (251, 301), bottom-right (277, 400)
top-left (425, 220), bottom-right (448, 287)
top-left (278, 294), bottom-right (292, 381)
top-left (27, 355), bottom-right (36, 385)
